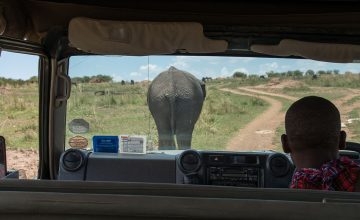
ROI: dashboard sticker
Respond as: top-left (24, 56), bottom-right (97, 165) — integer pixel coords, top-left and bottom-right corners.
top-left (69, 136), bottom-right (88, 149)
top-left (68, 118), bottom-right (90, 134)
top-left (119, 135), bottom-right (146, 154)
top-left (93, 136), bottom-right (119, 153)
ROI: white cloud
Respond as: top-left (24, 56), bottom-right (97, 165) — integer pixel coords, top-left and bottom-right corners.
top-left (258, 62), bottom-right (279, 74)
top-left (267, 62), bottom-right (279, 69)
top-left (130, 72), bottom-right (141, 76)
top-left (219, 67), bottom-right (248, 77)
top-left (169, 56), bottom-right (190, 69)
top-left (112, 75), bottom-right (123, 82)
top-left (139, 64), bottom-right (159, 72)
top-left (220, 67), bottom-right (230, 77)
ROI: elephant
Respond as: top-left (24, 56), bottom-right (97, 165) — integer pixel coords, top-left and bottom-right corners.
top-left (147, 66), bottom-right (206, 150)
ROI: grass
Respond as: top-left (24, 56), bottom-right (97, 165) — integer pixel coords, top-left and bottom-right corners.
top-left (2, 73), bottom-right (360, 151)
top-left (347, 108), bottom-right (360, 143)
top-left (192, 87), bottom-right (268, 150)
top-left (345, 96), bottom-right (360, 105)
top-left (0, 84), bottom-right (39, 149)
top-left (66, 83), bottom-right (269, 151)
top-left (302, 74), bottom-right (360, 88)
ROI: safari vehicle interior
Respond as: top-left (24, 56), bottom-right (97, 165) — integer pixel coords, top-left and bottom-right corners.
top-left (1, 0), bottom-right (360, 219)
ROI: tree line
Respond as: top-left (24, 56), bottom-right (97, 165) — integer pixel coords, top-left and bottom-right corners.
top-left (232, 69), bottom-right (354, 78)
top-left (0, 76), bottom-right (38, 86)
top-left (71, 74), bottom-right (113, 83)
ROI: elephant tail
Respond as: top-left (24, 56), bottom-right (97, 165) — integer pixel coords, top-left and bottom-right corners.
top-left (166, 95), bottom-right (176, 136)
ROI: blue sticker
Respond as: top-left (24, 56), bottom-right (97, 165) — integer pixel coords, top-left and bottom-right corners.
top-left (93, 136), bottom-right (119, 153)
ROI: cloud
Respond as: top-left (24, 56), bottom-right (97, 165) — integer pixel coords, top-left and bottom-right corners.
top-left (258, 62), bottom-right (279, 74)
top-left (219, 67), bottom-right (248, 77)
top-left (169, 56), bottom-right (190, 69)
top-left (130, 72), bottom-right (141, 76)
top-left (139, 64), bottom-right (159, 72)
top-left (267, 62), bottom-right (279, 69)
top-left (112, 75), bottom-right (123, 82)
top-left (220, 67), bottom-right (230, 77)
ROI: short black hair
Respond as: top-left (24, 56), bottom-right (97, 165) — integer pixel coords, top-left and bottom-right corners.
top-left (285, 96), bottom-right (341, 152)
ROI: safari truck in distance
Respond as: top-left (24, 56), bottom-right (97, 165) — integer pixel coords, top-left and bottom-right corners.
top-left (1, 0), bottom-right (360, 219)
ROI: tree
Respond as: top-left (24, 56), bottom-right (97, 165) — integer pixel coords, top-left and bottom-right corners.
top-left (28, 76), bottom-right (38, 83)
top-left (293, 70), bottom-right (303, 77)
top-left (305, 70), bottom-right (315, 76)
top-left (317, 70), bottom-right (326, 75)
top-left (233, 72), bottom-right (247, 78)
top-left (326, 70), bottom-right (333, 75)
top-left (266, 71), bottom-right (280, 77)
top-left (333, 69), bottom-right (340, 75)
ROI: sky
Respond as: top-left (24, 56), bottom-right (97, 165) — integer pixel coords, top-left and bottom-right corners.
top-left (0, 51), bottom-right (359, 81)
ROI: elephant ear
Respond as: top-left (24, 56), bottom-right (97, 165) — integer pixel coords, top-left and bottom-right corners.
top-left (200, 81), bottom-right (206, 98)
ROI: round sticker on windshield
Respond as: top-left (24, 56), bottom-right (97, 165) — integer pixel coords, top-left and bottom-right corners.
top-left (69, 136), bottom-right (88, 149)
top-left (68, 119), bottom-right (90, 134)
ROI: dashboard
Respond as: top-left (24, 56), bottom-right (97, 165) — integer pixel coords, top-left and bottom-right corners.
top-left (177, 150), bottom-right (293, 188)
top-left (58, 149), bottom-right (296, 188)
top-left (58, 148), bottom-right (360, 188)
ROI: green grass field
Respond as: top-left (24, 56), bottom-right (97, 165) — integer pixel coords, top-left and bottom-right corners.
top-left (0, 84), bottom-right (39, 150)
top-left (66, 83), bottom-right (269, 151)
top-left (2, 73), bottom-right (360, 151)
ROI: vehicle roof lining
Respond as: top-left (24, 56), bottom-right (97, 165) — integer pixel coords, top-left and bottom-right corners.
top-left (2, 0), bottom-right (360, 57)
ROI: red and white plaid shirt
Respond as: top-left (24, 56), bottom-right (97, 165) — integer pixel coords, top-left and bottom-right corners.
top-left (290, 156), bottom-right (360, 191)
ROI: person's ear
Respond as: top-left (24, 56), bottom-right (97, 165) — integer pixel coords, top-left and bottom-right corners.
top-left (281, 134), bottom-right (291, 153)
top-left (339, 130), bottom-right (347, 150)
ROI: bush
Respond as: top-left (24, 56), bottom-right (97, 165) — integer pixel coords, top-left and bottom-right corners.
top-left (233, 72), bottom-right (247, 78)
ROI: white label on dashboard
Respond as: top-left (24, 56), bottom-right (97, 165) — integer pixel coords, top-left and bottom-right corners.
top-left (119, 135), bottom-right (146, 154)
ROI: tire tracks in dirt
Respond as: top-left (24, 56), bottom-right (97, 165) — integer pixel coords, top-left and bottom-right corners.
top-left (221, 88), bottom-right (296, 151)
top-left (222, 86), bottom-right (360, 151)
top-left (332, 88), bottom-right (360, 139)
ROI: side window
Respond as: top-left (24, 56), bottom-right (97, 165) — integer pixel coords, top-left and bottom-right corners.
top-left (0, 51), bottom-right (39, 179)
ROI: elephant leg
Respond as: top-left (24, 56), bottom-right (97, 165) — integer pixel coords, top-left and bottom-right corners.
top-left (176, 131), bottom-right (193, 150)
top-left (158, 131), bottom-right (176, 150)
top-left (174, 100), bottom-right (203, 150)
top-left (149, 97), bottom-right (176, 150)
top-left (175, 114), bottom-right (195, 150)
top-left (155, 117), bottom-right (176, 150)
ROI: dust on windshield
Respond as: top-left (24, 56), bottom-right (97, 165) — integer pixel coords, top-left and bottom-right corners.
top-left (66, 56), bottom-right (360, 152)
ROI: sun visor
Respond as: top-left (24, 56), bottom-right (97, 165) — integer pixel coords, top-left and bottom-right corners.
top-left (68, 17), bottom-right (228, 55)
top-left (251, 39), bottom-right (360, 63)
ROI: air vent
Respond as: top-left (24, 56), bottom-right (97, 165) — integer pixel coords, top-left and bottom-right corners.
top-left (268, 154), bottom-right (290, 177)
top-left (178, 150), bottom-right (202, 174)
top-left (62, 149), bottom-right (84, 172)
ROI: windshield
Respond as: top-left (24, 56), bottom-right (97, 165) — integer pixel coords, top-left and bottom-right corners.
top-left (66, 56), bottom-right (360, 152)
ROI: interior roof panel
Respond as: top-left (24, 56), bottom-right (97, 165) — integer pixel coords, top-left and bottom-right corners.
top-left (2, 0), bottom-right (360, 56)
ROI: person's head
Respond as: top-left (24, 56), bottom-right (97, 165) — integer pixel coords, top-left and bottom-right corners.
top-left (281, 96), bottom-right (346, 168)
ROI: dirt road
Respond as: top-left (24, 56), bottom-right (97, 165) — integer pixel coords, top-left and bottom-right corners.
top-left (332, 88), bottom-right (360, 139)
top-left (7, 149), bottom-right (38, 179)
top-left (223, 86), bottom-right (360, 152)
top-left (238, 87), bottom-right (297, 101)
top-left (221, 88), bottom-right (295, 151)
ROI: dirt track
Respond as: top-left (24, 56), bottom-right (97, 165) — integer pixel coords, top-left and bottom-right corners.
top-left (7, 149), bottom-right (38, 179)
top-left (221, 88), bottom-right (296, 151)
top-left (223, 86), bottom-right (360, 152)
